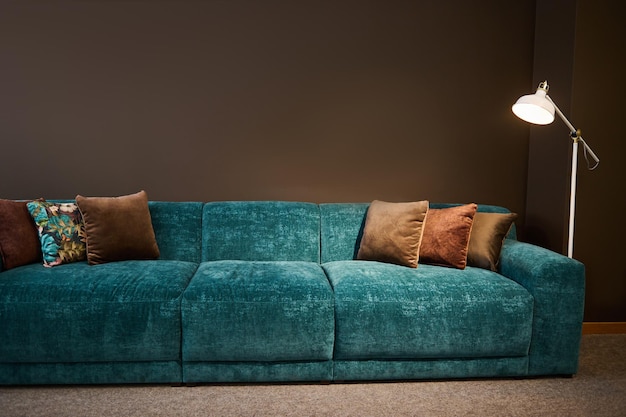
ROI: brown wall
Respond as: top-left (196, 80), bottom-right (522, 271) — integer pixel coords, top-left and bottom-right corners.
top-left (0, 0), bottom-right (533, 208)
top-left (2, 1), bottom-right (623, 320)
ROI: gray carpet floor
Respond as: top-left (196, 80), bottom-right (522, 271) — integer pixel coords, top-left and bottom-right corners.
top-left (1, 334), bottom-right (625, 417)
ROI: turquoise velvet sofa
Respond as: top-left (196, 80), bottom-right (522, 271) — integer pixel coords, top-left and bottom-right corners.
top-left (0, 201), bottom-right (585, 385)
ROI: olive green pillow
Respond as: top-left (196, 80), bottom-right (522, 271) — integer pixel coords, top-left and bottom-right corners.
top-left (76, 190), bottom-right (160, 265)
top-left (420, 203), bottom-right (478, 269)
top-left (467, 212), bottom-right (518, 271)
top-left (357, 200), bottom-right (429, 268)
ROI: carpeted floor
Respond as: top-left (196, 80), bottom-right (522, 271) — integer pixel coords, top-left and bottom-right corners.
top-left (1, 334), bottom-right (625, 417)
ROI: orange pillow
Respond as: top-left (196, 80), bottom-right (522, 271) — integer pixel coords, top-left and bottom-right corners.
top-left (420, 203), bottom-right (477, 269)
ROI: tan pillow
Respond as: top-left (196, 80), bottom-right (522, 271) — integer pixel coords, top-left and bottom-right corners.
top-left (357, 200), bottom-right (429, 268)
top-left (467, 212), bottom-right (517, 271)
top-left (76, 190), bottom-right (160, 265)
top-left (420, 203), bottom-right (477, 269)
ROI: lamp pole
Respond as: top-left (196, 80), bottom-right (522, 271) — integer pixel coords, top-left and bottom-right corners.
top-left (545, 95), bottom-right (579, 258)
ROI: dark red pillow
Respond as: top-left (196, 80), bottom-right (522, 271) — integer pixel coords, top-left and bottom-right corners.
top-left (0, 199), bottom-right (42, 270)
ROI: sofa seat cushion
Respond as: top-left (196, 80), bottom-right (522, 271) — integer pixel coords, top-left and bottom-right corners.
top-left (182, 260), bottom-right (335, 362)
top-left (323, 260), bottom-right (533, 360)
top-left (0, 260), bottom-right (198, 363)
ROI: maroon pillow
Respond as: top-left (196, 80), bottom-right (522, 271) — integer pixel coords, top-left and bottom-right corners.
top-left (420, 203), bottom-right (478, 269)
top-left (0, 199), bottom-right (42, 270)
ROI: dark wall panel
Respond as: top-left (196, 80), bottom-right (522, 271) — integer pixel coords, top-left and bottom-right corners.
top-left (526, 0), bottom-right (626, 321)
top-left (524, 0), bottom-right (577, 254)
top-left (572, 0), bottom-right (626, 320)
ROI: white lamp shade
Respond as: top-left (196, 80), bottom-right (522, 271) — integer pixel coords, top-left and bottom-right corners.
top-left (512, 88), bottom-right (555, 125)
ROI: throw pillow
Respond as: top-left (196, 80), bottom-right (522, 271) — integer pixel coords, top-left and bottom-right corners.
top-left (0, 199), bottom-right (42, 270)
top-left (420, 203), bottom-right (478, 269)
top-left (357, 200), bottom-right (429, 268)
top-left (76, 190), bottom-right (160, 265)
top-left (27, 200), bottom-right (87, 267)
top-left (467, 212), bottom-right (518, 271)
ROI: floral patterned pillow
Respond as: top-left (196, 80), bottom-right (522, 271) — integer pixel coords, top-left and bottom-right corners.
top-left (27, 200), bottom-right (86, 267)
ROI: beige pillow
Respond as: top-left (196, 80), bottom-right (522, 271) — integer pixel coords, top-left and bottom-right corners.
top-left (420, 203), bottom-right (477, 269)
top-left (76, 190), bottom-right (160, 265)
top-left (467, 212), bottom-right (517, 271)
top-left (357, 200), bottom-right (429, 268)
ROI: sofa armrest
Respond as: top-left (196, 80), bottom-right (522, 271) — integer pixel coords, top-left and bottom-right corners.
top-left (498, 239), bottom-right (585, 376)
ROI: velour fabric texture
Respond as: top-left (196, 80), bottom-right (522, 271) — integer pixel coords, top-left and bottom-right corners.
top-left (320, 203), bottom-right (370, 263)
top-left (323, 260), bottom-right (533, 360)
top-left (182, 260), bottom-right (334, 363)
top-left (356, 200), bottom-right (429, 268)
top-left (26, 200), bottom-right (86, 267)
top-left (467, 212), bottom-right (518, 271)
top-left (420, 203), bottom-right (477, 269)
top-left (499, 239), bottom-right (585, 375)
top-left (147, 201), bottom-right (203, 263)
top-left (76, 190), bottom-right (160, 265)
top-left (202, 201), bottom-right (320, 262)
top-left (0, 200), bottom-right (41, 270)
top-left (0, 260), bottom-right (197, 364)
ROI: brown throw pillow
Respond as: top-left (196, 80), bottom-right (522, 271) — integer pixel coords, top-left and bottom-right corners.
top-left (0, 200), bottom-right (42, 270)
top-left (420, 203), bottom-right (478, 269)
top-left (76, 190), bottom-right (160, 265)
top-left (467, 212), bottom-right (518, 271)
top-left (357, 200), bottom-right (429, 268)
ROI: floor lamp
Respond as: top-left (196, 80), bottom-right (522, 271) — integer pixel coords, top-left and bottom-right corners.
top-left (512, 81), bottom-right (599, 259)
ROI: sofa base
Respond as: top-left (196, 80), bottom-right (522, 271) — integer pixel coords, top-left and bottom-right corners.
top-left (183, 360), bottom-right (333, 383)
top-left (333, 357), bottom-right (529, 381)
top-left (0, 361), bottom-right (182, 385)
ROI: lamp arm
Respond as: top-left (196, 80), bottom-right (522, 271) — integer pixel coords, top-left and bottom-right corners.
top-left (545, 94), bottom-right (577, 133)
top-left (545, 94), bottom-right (600, 168)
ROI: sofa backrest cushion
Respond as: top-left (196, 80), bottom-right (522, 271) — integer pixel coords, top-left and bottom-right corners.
top-left (17, 200), bottom-right (204, 265)
top-left (320, 203), bottom-right (369, 263)
top-left (320, 202), bottom-right (516, 263)
top-left (148, 201), bottom-right (204, 263)
top-left (202, 201), bottom-right (321, 262)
